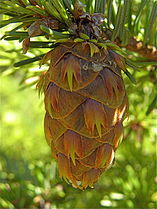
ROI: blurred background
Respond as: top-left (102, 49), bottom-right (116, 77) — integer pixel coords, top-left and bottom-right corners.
top-left (0, 21), bottom-right (156, 209)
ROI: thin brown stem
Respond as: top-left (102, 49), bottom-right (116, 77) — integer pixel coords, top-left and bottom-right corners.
top-left (104, 30), bottom-right (157, 61)
top-left (117, 37), bottom-right (157, 61)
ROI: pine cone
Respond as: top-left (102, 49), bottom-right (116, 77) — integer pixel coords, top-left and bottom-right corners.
top-left (39, 41), bottom-right (128, 189)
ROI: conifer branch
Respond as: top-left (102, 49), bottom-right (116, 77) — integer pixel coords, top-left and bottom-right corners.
top-left (118, 37), bottom-right (157, 61)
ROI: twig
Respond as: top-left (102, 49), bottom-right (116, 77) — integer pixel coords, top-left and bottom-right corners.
top-left (117, 37), bottom-right (157, 61)
top-left (104, 30), bottom-right (157, 61)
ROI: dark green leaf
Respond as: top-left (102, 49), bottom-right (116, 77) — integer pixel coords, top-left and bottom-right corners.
top-left (144, 1), bottom-right (157, 44)
top-left (51, 0), bottom-right (69, 22)
top-left (0, 2), bottom-right (35, 15)
top-left (121, 28), bottom-right (130, 46)
top-left (107, 0), bottom-right (114, 27)
top-left (0, 17), bottom-right (37, 28)
top-left (111, 4), bottom-right (125, 41)
top-left (63, 0), bottom-right (74, 12)
top-left (124, 69), bottom-right (137, 84)
top-left (4, 37), bottom-right (19, 40)
top-left (123, 0), bottom-right (131, 26)
top-left (135, 61), bottom-right (157, 67)
top-left (29, 41), bottom-right (55, 48)
top-left (26, 5), bottom-right (48, 16)
top-left (125, 59), bottom-right (140, 71)
top-left (127, 0), bottom-right (132, 31)
top-left (146, 94), bottom-right (157, 115)
top-left (43, 1), bottom-right (63, 22)
top-left (40, 25), bottom-right (70, 39)
top-left (14, 55), bottom-right (44, 67)
top-left (95, 0), bottom-right (106, 13)
top-left (5, 31), bottom-right (28, 38)
top-left (133, 0), bottom-right (147, 34)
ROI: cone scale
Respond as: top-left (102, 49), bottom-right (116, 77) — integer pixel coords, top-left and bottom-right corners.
top-left (40, 40), bottom-right (129, 189)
